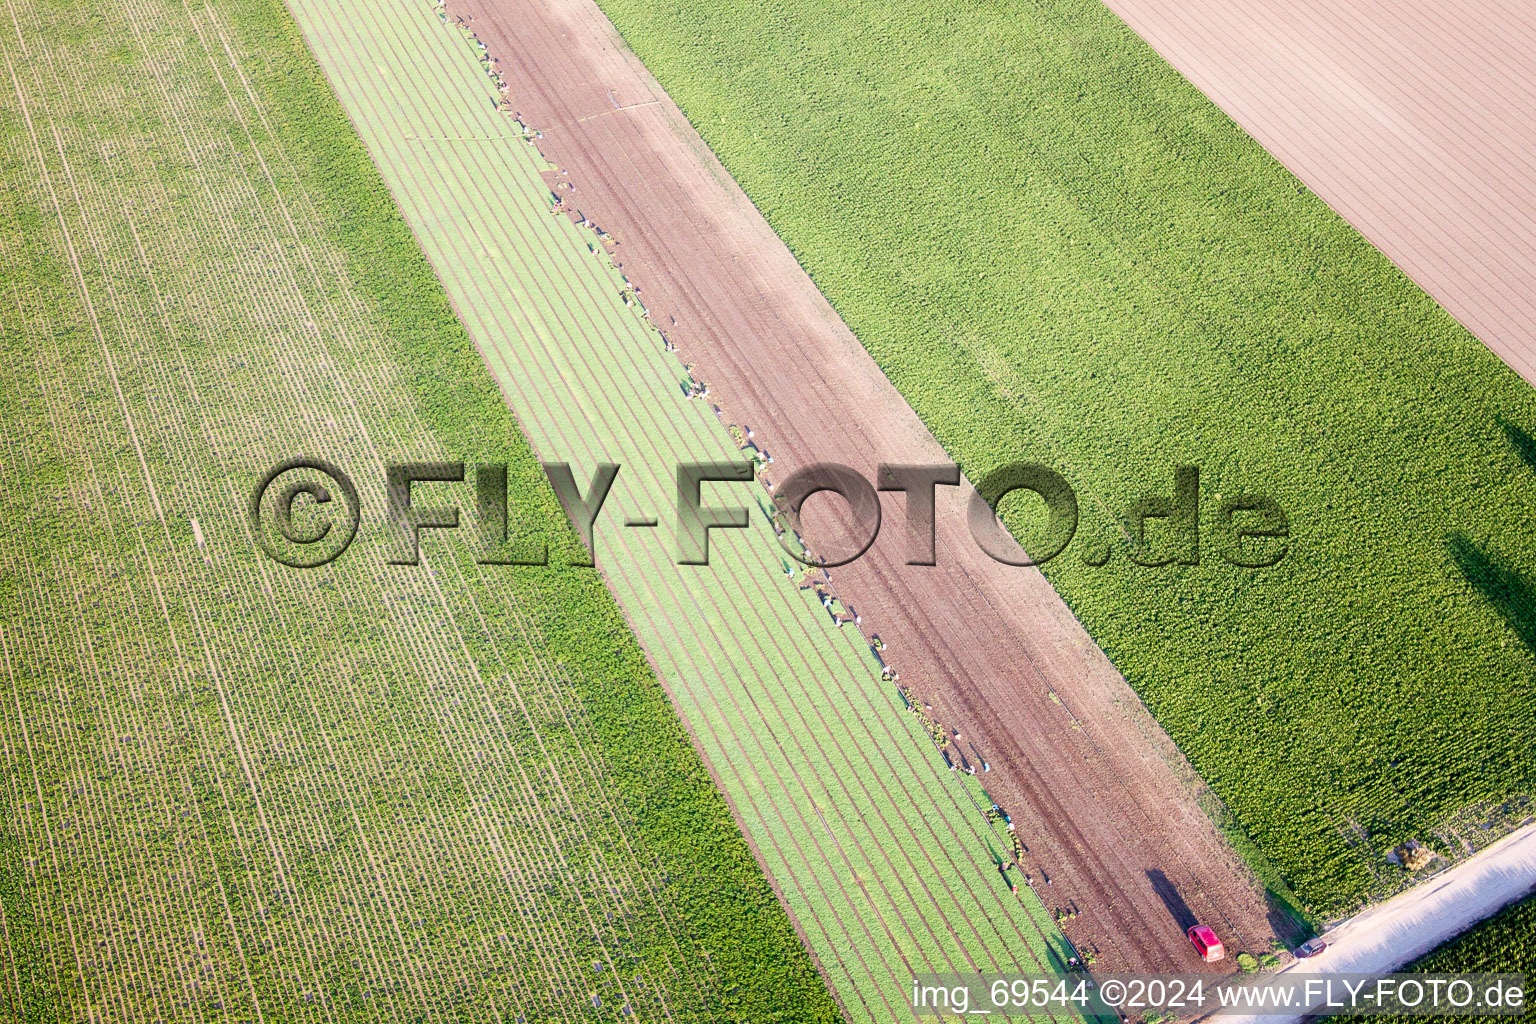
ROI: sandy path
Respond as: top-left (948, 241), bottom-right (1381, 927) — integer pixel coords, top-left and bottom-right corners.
top-left (454, 0), bottom-right (1290, 972)
top-left (1221, 821), bottom-right (1536, 1024)
top-left (1098, 0), bottom-right (1536, 387)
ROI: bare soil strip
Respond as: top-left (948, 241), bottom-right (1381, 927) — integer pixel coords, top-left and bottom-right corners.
top-left (456, 0), bottom-right (1293, 972)
top-left (1098, 0), bottom-right (1536, 387)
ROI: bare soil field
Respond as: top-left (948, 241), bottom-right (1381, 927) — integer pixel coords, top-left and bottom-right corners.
top-left (451, 0), bottom-right (1300, 972)
top-left (1098, 0), bottom-right (1536, 386)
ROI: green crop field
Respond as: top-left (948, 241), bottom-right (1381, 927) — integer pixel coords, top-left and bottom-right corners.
top-left (0, 0), bottom-right (834, 1019)
top-left (590, 0), bottom-right (1536, 913)
top-left (280, 0), bottom-right (1081, 1019)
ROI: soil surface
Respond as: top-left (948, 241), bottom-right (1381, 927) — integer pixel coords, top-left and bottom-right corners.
top-left (453, 0), bottom-right (1293, 973)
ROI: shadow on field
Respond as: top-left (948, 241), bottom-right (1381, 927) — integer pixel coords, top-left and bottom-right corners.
top-left (1496, 415), bottom-right (1536, 474)
top-left (1146, 869), bottom-right (1197, 932)
top-left (1448, 533), bottom-right (1536, 656)
top-left (1265, 889), bottom-right (1312, 948)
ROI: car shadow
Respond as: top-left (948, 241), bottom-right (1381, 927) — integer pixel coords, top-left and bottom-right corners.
top-left (1146, 869), bottom-right (1197, 932)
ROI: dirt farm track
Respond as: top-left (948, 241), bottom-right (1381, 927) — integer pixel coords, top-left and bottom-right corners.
top-left (450, 0), bottom-right (1294, 973)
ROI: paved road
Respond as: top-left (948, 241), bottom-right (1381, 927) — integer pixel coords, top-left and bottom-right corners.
top-left (1223, 822), bottom-right (1536, 1023)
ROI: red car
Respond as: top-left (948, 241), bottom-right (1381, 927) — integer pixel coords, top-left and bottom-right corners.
top-left (1187, 924), bottom-right (1225, 962)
